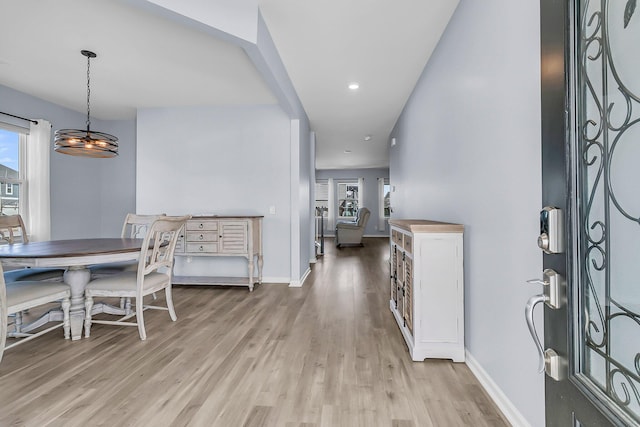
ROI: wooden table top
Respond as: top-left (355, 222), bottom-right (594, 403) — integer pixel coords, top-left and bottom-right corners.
top-left (388, 219), bottom-right (464, 233)
top-left (0, 238), bottom-right (145, 259)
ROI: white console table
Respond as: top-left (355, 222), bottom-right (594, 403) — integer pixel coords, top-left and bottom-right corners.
top-left (173, 215), bottom-right (263, 291)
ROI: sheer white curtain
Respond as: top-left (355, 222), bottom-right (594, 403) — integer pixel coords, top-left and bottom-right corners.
top-left (377, 177), bottom-right (385, 231)
top-left (327, 178), bottom-right (335, 230)
top-left (358, 177), bottom-right (364, 211)
top-left (26, 119), bottom-right (51, 241)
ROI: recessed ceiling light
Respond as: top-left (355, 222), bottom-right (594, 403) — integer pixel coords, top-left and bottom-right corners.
top-left (364, 135), bottom-right (372, 141)
top-left (344, 149), bottom-right (352, 154)
top-left (348, 82), bottom-right (359, 90)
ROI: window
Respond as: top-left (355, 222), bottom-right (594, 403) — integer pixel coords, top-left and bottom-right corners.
top-left (315, 180), bottom-right (329, 218)
top-left (383, 181), bottom-right (391, 217)
top-left (377, 177), bottom-right (391, 231)
top-left (0, 126), bottom-right (24, 216)
top-left (0, 119), bottom-right (51, 241)
top-left (337, 181), bottom-right (359, 218)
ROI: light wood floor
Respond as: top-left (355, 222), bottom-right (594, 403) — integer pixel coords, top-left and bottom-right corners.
top-left (0, 237), bottom-right (509, 427)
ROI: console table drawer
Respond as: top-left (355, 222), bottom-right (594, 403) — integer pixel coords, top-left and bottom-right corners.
top-left (187, 221), bottom-right (218, 231)
top-left (186, 243), bottom-right (218, 253)
top-left (186, 231), bottom-right (218, 242)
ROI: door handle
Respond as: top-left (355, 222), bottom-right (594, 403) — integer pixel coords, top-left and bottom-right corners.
top-left (524, 269), bottom-right (567, 380)
top-left (525, 293), bottom-right (548, 373)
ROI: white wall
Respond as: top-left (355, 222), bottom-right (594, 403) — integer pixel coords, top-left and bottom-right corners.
top-left (390, 1), bottom-right (544, 426)
top-left (136, 105), bottom-right (292, 282)
top-left (0, 84), bottom-right (136, 240)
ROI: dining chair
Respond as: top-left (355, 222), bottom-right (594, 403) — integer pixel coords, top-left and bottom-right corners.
top-left (84, 215), bottom-right (190, 341)
top-left (0, 214), bottom-right (28, 244)
top-left (0, 215), bottom-right (65, 283)
top-left (0, 264), bottom-right (71, 365)
top-left (90, 213), bottom-right (166, 310)
top-left (90, 213), bottom-right (167, 277)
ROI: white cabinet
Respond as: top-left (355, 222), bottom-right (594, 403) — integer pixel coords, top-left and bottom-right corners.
top-left (174, 215), bottom-right (263, 291)
top-left (389, 219), bottom-right (464, 362)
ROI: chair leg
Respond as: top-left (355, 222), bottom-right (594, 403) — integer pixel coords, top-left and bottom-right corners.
top-left (0, 307), bottom-right (6, 365)
top-left (136, 297), bottom-right (146, 341)
top-left (61, 297), bottom-right (71, 340)
top-left (84, 296), bottom-right (94, 338)
top-left (14, 311), bottom-right (23, 334)
top-left (165, 286), bottom-right (177, 322)
top-left (125, 298), bottom-right (132, 316)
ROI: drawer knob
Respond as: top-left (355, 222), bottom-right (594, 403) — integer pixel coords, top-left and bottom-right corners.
top-left (199, 246), bottom-right (204, 251)
top-left (199, 234), bottom-right (204, 240)
top-left (198, 224), bottom-right (204, 229)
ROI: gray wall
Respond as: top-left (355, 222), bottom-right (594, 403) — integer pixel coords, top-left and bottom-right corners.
top-left (0, 84), bottom-right (136, 239)
top-left (136, 105), bottom-right (293, 282)
top-left (315, 168), bottom-right (389, 237)
top-left (390, 0), bottom-right (544, 426)
top-left (297, 119), bottom-right (313, 274)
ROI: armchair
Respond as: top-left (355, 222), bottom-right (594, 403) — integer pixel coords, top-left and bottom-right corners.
top-left (335, 207), bottom-right (370, 248)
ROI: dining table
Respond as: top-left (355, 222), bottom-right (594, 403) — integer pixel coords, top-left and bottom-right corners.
top-left (0, 238), bottom-right (145, 340)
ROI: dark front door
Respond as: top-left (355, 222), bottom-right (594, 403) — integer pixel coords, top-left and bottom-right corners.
top-left (540, 0), bottom-right (640, 425)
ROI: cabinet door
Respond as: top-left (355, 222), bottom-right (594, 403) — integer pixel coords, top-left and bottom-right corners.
top-left (391, 244), bottom-right (398, 305)
top-left (220, 221), bottom-right (248, 254)
top-left (404, 256), bottom-right (413, 334)
top-left (418, 237), bottom-right (460, 343)
top-left (396, 249), bottom-right (405, 317)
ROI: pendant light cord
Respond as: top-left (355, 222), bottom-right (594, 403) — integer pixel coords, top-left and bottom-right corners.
top-left (86, 53), bottom-right (91, 132)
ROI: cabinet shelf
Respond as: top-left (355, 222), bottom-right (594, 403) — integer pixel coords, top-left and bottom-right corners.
top-left (173, 276), bottom-right (256, 287)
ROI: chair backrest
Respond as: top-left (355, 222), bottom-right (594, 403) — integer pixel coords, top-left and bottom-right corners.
top-left (356, 208), bottom-right (371, 228)
top-left (0, 215), bottom-right (28, 244)
top-left (137, 215), bottom-right (190, 286)
top-left (121, 213), bottom-right (166, 239)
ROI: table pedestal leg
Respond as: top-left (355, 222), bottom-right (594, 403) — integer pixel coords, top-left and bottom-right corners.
top-left (63, 267), bottom-right (91, 340)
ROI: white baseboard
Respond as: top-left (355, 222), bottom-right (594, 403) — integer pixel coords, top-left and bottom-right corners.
top-left (465, 350), bottom-right (531, 427)
top-left (261, 277), bottom-right (291, 284)
top-left (309, 257), bottom-right (317, 264)
top-left (290, 267), bottom-right (311, 288)
top-left (323, 234), bottom-right (386, 238)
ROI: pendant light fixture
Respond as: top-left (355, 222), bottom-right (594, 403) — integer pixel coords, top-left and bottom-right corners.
top-left (54, 50), bottom-right (118, 158)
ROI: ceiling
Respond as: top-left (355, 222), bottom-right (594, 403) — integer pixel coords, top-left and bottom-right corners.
top-left (0, 0), bottom-right (459, 170)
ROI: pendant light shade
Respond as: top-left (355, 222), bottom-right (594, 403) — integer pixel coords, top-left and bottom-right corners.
top-left (54, 50), bottom-right (118, 158)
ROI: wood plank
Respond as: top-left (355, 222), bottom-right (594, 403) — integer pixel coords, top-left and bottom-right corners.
top-left (0, 237), bottom-right (508, 426)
